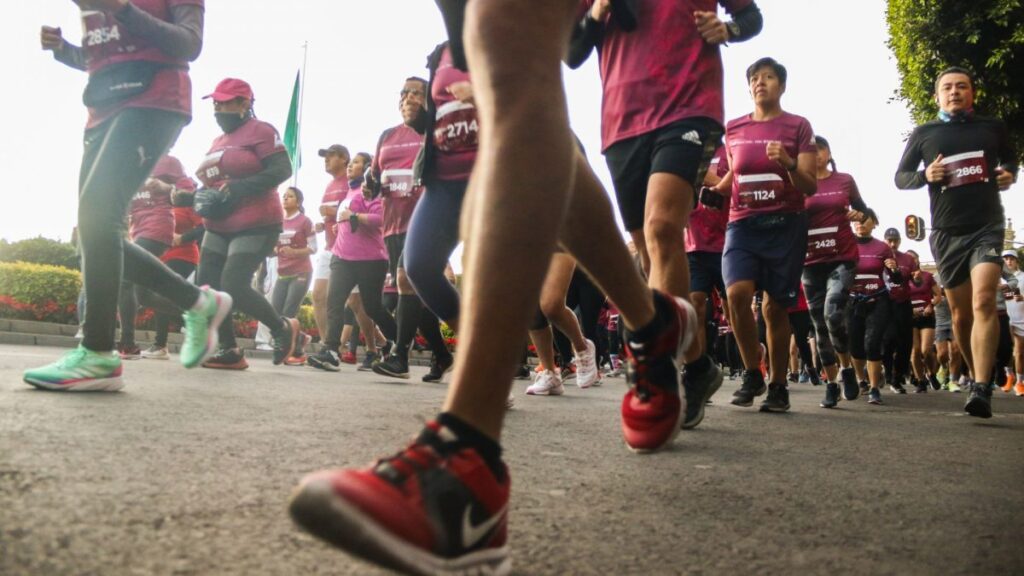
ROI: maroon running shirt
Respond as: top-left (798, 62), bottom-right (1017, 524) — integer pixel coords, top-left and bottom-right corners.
top-left (686, 146), bottom-right (729, 253)
top-left (196, 118), bottom-right (286, 234)
top-left (374, 124), bottom-right (425, 238)
top-left (80, 0), bottom-right (202, 129)
top-left (908, 270), bottom-right (937, 316)
top-left (276, 212), bottom-right (315, 276)
top-left (162, 204), bottom-right (202, 265)
top-left (725, 112), bottom-right (816, 223)
top-left (581, 0), bottom-right (752, 151)
top-left (432, 46), bottom-right (478, 182)
top-left (886, 250), bottom-right (920, 304)
top-left (804, 172), bottom-right (863, 266)
top-left (320, 175), bottom-right (349, 249)
top-left (851, 238), bottom-right (893, 297)
top-left (129, 155), bottom-right (185, 245)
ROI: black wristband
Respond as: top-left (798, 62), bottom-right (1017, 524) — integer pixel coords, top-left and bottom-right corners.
top-left (787, 159), bottom-right (799, 172)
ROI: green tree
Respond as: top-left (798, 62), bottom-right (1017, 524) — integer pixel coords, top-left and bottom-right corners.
top-left (0, 237), bottom-right (79, 270)
top-left (886, 0), bottom-right (1024, 161)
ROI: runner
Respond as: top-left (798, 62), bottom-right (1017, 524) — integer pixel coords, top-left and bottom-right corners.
top-left (880, 227), bottom-right (919, 394)
top-left (800, 135), bottom-right (870, 407)
top-left (847, 210), bottom-right (897, 405)
top-left (312, 144), bottom-right (351, 342)
top-left (906, 252), bottom-right (943, 392)
top-left (117, 155), bottom-right (186, 359)
top-left (289, 3), bottom-right (700, 572)
top-left (1001, 250), bottom-right (1024, 395)
top-left (369, 77), bottom-right (455, 383)
top-left (705, 57), bottom-right (817, 413)
top-left (26, 0), bottom-right (232, 391)
top-left (145, 176), bottom-right (205, 359)
top-left (570, 0), bottom-right (763, 425)
top-left (193, 78), bottom-right (302, 370)
top-left (894, 67), bottom-right (1019, 418)
top-left (933, 294), bottom-right (964, 392)
top-left (271, 186), bottom-right (316, 363)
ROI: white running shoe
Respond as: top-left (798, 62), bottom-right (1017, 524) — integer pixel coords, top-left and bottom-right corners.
top-left (574, 339), bottom-right (602, 388)
top-left (526, 370), bottom-right (564, 396)
top-left (506, 391), bottom-right (516, 409)
top-left (141, 345), bottom-right (169, 360)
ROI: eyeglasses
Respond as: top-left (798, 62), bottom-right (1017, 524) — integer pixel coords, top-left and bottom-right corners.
top-left (400, 89), bottom-right (424, 98)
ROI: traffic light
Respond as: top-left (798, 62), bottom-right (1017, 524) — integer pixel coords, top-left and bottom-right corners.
top-left (905, 215), bottom-right (926, 241)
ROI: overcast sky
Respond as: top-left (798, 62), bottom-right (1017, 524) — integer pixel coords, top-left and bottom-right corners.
top-left (3, 1), bottom-right (1020, 266)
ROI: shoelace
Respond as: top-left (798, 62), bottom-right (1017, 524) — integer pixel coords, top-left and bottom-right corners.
top-left (58, 347), bottom-right (89, 369)
top-left (374, 433), bottom-right (453, 486)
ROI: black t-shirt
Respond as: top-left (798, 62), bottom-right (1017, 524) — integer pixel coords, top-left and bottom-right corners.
top-left (895, 115), bottom-right (1018, 233)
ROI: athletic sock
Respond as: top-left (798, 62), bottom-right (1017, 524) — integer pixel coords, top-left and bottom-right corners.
top-left (436, 412), bottom-right (504, 481)
top-left (418, 309), bottom-right (452, 361)
top-left (685, 353), bottom-right (712, 376)
top-left (627, 292), bottom-right (670, 345)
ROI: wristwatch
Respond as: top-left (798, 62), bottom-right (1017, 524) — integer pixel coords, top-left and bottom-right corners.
top-left (726, 21), bottom-right (741, 41)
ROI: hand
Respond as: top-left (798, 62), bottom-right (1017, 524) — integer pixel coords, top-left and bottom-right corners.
top-left (923, 305), bottom-right (933, 316)
top-left (143, 178), bottom-right (172, 194)
top-left (339, 209), bottom-right (352, 221)
top-left (447, 81), bottom-right (474, 104)
top-left (279, 246), bottom-right (293, 257)
top-left (314, 222), bottom-right (325, 234)
top-left (996, 167), bottom-right (1015, 191)
top-left (884, 258), bottom-right (898, 271)
top-left (694, 11), bottom-right (729, 45)
top-left (590, 0), bottom-right (611, 21)
top-left (765, 141), bottom-right (794, 170)
top-left (925, 154), bottom-right (946, 184)
top-left (73, 0), bottom-right (129, 11)
top-left (172, 234), bottom-right (182, 247)
top-left (41, 26), bottom-right (64, 52)
top-left (846, 209), bottom-right (864, 222)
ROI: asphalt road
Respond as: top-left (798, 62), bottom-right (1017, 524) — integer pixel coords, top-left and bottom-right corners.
top-left (2, 344), bottom-right (1023, 576)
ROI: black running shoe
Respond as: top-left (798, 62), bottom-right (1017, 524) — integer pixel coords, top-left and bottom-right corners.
top-left (372, 353), bottom-right (410, 380)
top-left (787, 371), bottom-right (798, 383)
top-left (422, 353), bottom-right (454, 383)
top-left (914, 379), bottom-right (928, 393)
top-left (682, 360), bottom-right (723, 429)
top-left (929, 374), bottom-right (942, 391)
top-left (272, 317), bottom-right (300, 365)
top-left (867, 388), bottom-right (883, 405)
top-left (201, 347), bottom-right (249, 370)
top-left (731, 370), bottom-right (767, 407)
top-left (821, 382), bottom-right (840, 408)
top-left (759, 383), bottom-right (791, 413)
top-left (307, 348), bottom-right (341, 372)
top-left (840, 367), bottom-right (860, 401)
top-left (890, 381), bottom-right (908, 395)
top-left (859, 380), bottom-right (870, 395)
top-left (513, 364), bottom-right (531, 380)
top-left (358, 351), bottom-right (378, 372)
top-left (964, 382), bottom-right (993, 419)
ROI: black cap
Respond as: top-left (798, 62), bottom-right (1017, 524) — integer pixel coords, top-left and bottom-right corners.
top-left (318, 144), bottom-right (350, 158)
top-left (884, 227), bottom-right (901, 240)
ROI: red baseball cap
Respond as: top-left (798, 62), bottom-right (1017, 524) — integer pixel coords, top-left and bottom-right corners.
top-left (203, 78), bottom-right (254, 102)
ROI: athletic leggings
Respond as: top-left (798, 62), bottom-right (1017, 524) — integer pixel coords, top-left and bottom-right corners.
top-left (882, 301), bottom-right (914, 381)
top-left (118, 237), bottom-right (169, 347)
top-left (78, 108), bottom-right (202, 352)
top-left (848, 295), bottom-right (891, 362)
top-left (271, 272), bottom-right (311, 318)
top-left (788, 309), bottom-right (814, 373)
top-left (324, 257), bottom-right (396, 351)
top-left (802, 261), bottom-right (854, 367)
top-left (404, 178), bottom-right (466, 323)
top-left (153, 259), bottom-right (197, 347)
top-left (197, 229), bottom-right (283, 350)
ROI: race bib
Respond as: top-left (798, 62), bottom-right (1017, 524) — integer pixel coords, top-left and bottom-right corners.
top-left (942, 150), bottom-right (989, 188)
top-left (911, 299), bottom-right (929, 314)
top-left (736, 173), bottom-right (785, 210)
top-left (81, 10), bottom-right (123, 61)
top-left (806, 225), bottom-right (839, 259)
top-left (277, 229), bottom-right (296, 248)
top-left (381, 169), bottom-right (415, 198)
top-left (434, 101), bottom-right (479, 153)
top-left (853, 273), bottom-right (882, 295)
top-left (197, 150), bottom-right (226, 187)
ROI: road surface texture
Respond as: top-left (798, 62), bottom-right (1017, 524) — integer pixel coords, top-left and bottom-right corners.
top-left (2, 344), bottom-right (1022, 575)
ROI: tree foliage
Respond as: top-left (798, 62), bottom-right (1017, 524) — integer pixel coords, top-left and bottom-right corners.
top-left (0, 237), bottom-right (79, 270)
top-left (886, 0), bottom-right (1024, 160)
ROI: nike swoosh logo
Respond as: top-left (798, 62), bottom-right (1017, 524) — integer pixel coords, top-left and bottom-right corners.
top-left (461, 504), bottom-right (506, 550)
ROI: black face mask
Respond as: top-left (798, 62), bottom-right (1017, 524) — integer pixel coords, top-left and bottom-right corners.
top-left (215, 111), bottom-right (248, 133)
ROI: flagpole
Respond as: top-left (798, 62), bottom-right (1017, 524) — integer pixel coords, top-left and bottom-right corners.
top-left (293, 42), bottom-right (308, 188)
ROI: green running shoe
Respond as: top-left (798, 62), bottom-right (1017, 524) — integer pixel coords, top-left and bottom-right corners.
top-left (946, 380), bottom-right (962, 393)
top-left (180, 287), bottom-right (233, 369)
top-left (23, 346), bottom-right (123, 392)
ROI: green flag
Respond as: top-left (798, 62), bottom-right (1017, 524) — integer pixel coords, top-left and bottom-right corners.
top-left (283, 71), bottom-right (301, 173)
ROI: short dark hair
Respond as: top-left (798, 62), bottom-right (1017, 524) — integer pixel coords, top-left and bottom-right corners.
top-left (935, 67), bottom-right (975, 92)
top-left (746, 57), bottom-right (787, 85)
top-left (405, 76), bottom-right (428, 89)
top-left (862, 208), bottom-right (879, 224)
top-left (354, 152), bottom-right (373, 167)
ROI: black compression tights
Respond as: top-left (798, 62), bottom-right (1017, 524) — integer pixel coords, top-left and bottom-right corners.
top-left (78, 108), bottom-right (201, 352)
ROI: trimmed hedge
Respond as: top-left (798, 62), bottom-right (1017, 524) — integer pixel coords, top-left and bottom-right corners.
top-left (0, 261), bottom-right (81, 324)
top-left (0, 237), bottom-right (79, 270)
